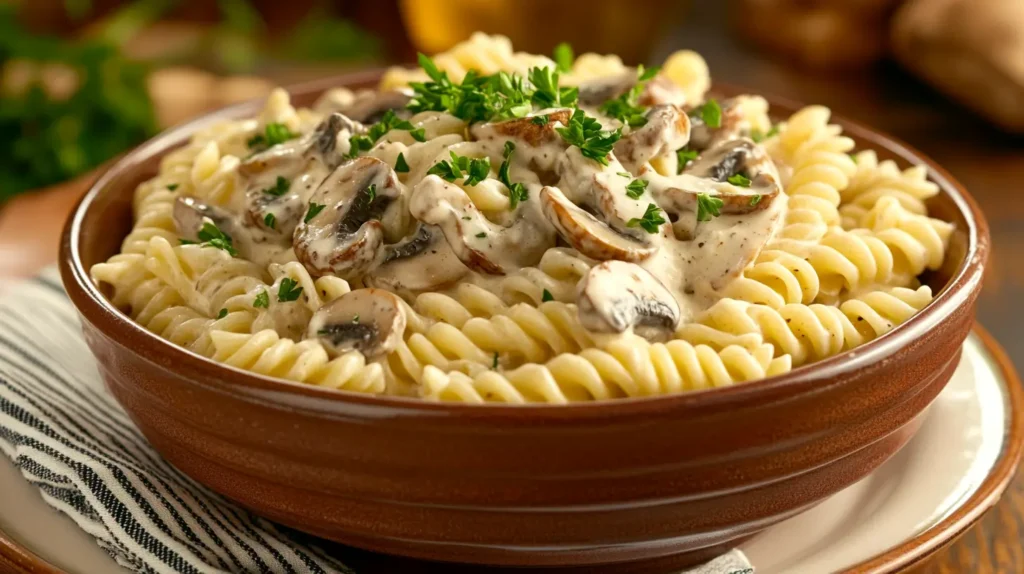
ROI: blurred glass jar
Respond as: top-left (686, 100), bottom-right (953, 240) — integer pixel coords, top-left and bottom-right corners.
top-left (399, 0), bottom-right (685, 64)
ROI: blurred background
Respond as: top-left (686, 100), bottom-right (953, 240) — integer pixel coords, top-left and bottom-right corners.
top-left (0, 0), bottom-right (1021, 351)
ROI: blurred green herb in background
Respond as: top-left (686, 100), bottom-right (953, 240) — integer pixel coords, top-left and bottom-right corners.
top-left (0, 2), bottom-right (160, 200)
top-left (0, 0), bottom-right (380, 202)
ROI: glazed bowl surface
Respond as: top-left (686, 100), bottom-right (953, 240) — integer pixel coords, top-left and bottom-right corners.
top-left (59, 71), bottom-right (989, 571)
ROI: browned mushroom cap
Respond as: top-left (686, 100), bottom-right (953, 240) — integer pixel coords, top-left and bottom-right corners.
top-left (613, 104), bottom-right (691, 173)
top-left (292, 157), bottom-right (403, 279)
top-left (687, 96), bottom-right (755, 151)
top-left (540, 186), bottom-right (655, 262)
top-left (469, 109), bottom-right (573, 147)
top-left (173, 196), bottom-right (235, 240)
top-left (577, 70), bottom-right (687, 108)
top-left (576, 260), bottom-right (680, 338)
top-left (239, 112), bottom-right (363, 179)
top-left (334, 89), bottom-right (414, 124)
top-left (408, 175), bottom-right (556, 275)
top-left (658, 173), bottom-right (779, 218)
top-left (364, 225), bottom-right (469, 297)
top-left (307, 289), bottom-right (407, 358)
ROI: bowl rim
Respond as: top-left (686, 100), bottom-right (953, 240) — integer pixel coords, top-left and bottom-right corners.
top-left (60, 70), bottom-right (991, 418)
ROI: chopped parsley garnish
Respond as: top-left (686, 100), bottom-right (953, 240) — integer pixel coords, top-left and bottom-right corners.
top-left (532, 114), bottom-right (549, 125)
top-left (749, 194), bottom-right (763, 207)
top-left (410, 128), bottom-right (427, 142)
top-left (428, 151), bottom-right (491, 186)
top-left (625, 178), bottom-right (647, 199)
top-left (751, 124), bottom-right (779, 143)
top-left (541, 289), bottom-right (554, 302)
top-left (407, 54), bottom-right (533, 124)
top-left (492, 351), bottom-right (499, 369)
top-left (676, 147), bottom-right (698, 173)
top-left (263, 175), bottom-right (290, 197)
top-left (627, 203), bottom-right (666, 234)
top-left (366, 184), bottom-right (377, 203)
top-left (617, 172), bottom-right (631, 178)
top-left (352, 314), bottom-right (360, 323)
top-left (179, 239), bottom-right (197, 245)
top-left (247, 122), bottom-right (297, 150)
top-left (167, 183), bottom-right (179, 191)
top-left (727, 173), bottom-right (751, 187)
top-left (696, 193), bottom-right (724, 222)
top-left (555, 108), bottom-right (622, 165)
top-left (553, 42), bottom-right (574, 73)
top-left (498, 141), bottom-right (528, 209)
top-left (304, 202), bottom-right (326, 223)
top-left (264, 213), bottom-right (276, 229)
top-left (476, 232), bottom-right (487, 238)
top-left (691, 99), bottom-right (722, 129)
top-left (394, 152), bottom-right (410, 173)
top-left (528, 66), bottom-right (578, 109)
top-left (253, 290), bottom-right (269, 309)
top-left (346, 133), bottom-right (374, 158)
top-left (598, 64), bottom-right (660, 128)
top-left (849, 153), bottom-right (858, 164)
top-left (217, 308), bottom-right (228, 319)
top-left (277, 277), bottom-right (303, 302)
top-left (196, 221), bottom-right (237, 256)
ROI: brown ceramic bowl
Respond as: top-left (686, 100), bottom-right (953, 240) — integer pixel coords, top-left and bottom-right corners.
top-left (59, 71), bottom-right (989, 572)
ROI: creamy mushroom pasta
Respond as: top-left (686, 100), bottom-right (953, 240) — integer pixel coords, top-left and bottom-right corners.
top-left (91, 33), bottom-right (953, 404)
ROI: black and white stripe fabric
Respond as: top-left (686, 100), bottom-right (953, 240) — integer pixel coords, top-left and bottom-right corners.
top-left (0, 268), bottom-right (753, 574)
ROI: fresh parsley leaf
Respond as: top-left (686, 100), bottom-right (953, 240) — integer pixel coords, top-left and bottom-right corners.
top-left (264, 213), bottom-right (276, 229)
top-left (346, 133), bottom-right (374, 158)
top-left (249, 122), bottom-right (297, 150)
top-left (428, 151), bottom-right (491, 186)
top-left (353, 314), bottom-right (360, 323)
top-left (492, 351), bottom-right (499, 369)
top-left (532, 114), bottom-right (549, 125)
top-left (366, 184), bottom-right (377, 203)
top-left (696, 193), bottom-right (724, 222)
top-left (476, 232), bottom-right (487, 238)
top-left (541, 289), bottom-right (554, 302)
top-left (692, 99), bottom-right (722, 129)
top-left (365, 109), bottom-right (417, 145)
top-left (555, 109), bottom-right (622, 165)
top-left (849, 153), bottom-right (858, 164)
top-left (196, 221), bottom-right (237, 256)
top-left (528, 66), bottom-right (578, 109)
top-left (751, 124), bottom-right (780, 143)
top-left (598, 64), bottom-right (660, 128)
top-left (394, 152), bottom-right (410, 173)
top-left (553, 42), bottom-right (574, 73)
top-left (625, 178), bottom-right (648, 200)
top-left (217, 308), bottom-right (228, 319)
top-left (410, 128), bottom-right (426, 142)
top-left (676, 147), bottom-right (698, 173)
top-left (498, 141), bottom-right (529, 209)
top-left (277, 277), bottom-right (304, 302)
top-left (749, 194), bottom-right (763, 207)
top-left (167, 183), bottom-right (179, 191)
top-left (263, 175), bottom-right (290, 196)
top-left (253, 290), bottom-right (269, 309)
top-left (727, 173), bottom-right (751, 187)
top-left (305, 202), bottom-right (326, 223)
top-left (179, 239), bottom-right (197, 245)
top-left (617, 172), bottom-right (631, 178)
top-left (637, 64), bottom-right (660, 82)
top-left (627, 203), bottom-right (666, 234)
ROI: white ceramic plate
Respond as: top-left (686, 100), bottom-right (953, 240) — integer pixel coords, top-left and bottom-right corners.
top-left (0, 331), bottom-right (1019, 573)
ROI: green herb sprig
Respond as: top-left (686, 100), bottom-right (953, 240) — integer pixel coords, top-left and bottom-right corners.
top-left (428, 151), bottom-right (491, 187)
top-left (498, 142), bottom-right (528, 209)
top-left (627, 203), bottom-right (666, 234)
top-left (277, 277), bottom-right (304, 302)
top-left (696, 193), bottom-right (724, 222)
top-left (555, 109), bottom-right (622, 165)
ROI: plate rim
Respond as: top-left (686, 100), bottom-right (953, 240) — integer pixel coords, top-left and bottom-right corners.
top-left (0, 325), bottom-right (1020, 574)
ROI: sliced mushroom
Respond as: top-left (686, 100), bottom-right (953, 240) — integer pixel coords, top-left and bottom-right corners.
top-left (613, 104), bottom-right (691, 173)
top-left (577, 260), bottom-right (680, 339)
top-left (540, 186), bottom-right (655, 262)
top-left (687, 96), bottom-right (757, 151)
top-left (365, 225), bottom-right (469, 297)
top-left (173, 196), bottom-right (235, 240)
top-left (577, 70), bottom-right (687, 109)
top-left (335, 89), bottom-right (414, 124)
top-left (293, 157), bottom-right (404, 279)
top-left (307, 289), bottom-right (407, 358)
top-left (469, 109), bottom-right (572, 148)
top-left (408, 175), bottom-right (556, 275)
top-left (685, 138), bottom-right (778, 183)
top-left (242, 113), bottom-right (367, 235)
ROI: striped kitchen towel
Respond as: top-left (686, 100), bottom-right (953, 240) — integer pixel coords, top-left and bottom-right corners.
top-left (0, 267), bottom-right (754, 574)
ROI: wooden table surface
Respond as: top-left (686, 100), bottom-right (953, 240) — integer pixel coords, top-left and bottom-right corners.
top-left (2, 8), bottom-right (1023, 574)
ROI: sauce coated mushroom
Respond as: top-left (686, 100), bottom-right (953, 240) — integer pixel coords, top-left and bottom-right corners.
top-left (576, 260), bottom-right (681, 339)
top-left (307, 289), bottom-right (407, 358)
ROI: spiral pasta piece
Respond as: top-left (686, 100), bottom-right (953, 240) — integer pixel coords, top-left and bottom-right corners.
top-left (840, 150), bottom-right (938, 228)
top-left (679, 286), bottom-right (932, 366)
top-left (856, 196), bottom-right (953, 280)
top-left (718, 249), bottom-right (822, 308)
top-left (660, 50), bottom-right (711, 105)
top-left (190, 141), bottom-right (242, 207)
top-left (421, 336), bottom-right (791, 404)
top-left (210, 330), bottom-right (384, 393)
